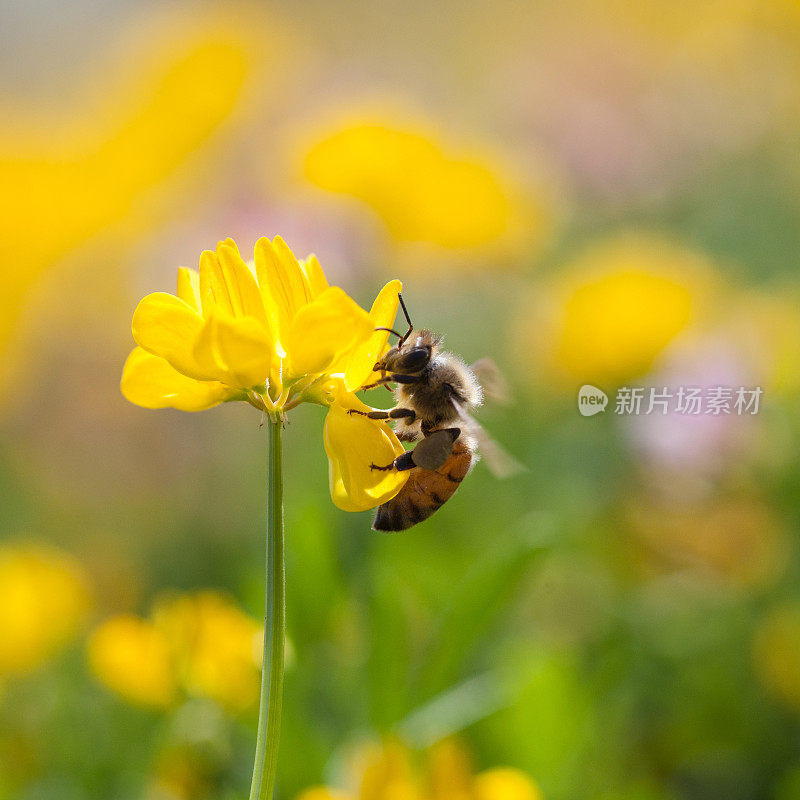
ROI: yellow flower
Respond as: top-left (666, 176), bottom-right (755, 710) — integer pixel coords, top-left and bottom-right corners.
top-left (522, 235), bottom-right (713, 386)
top-left (302, 118), bottom-right (545, 257)
top-left (121, 235), bottom-right (409, 511)
top-left (0, 8), bottom-right (265, 395)
top-left (88, 590), bottom-right (264, 712)
top-left (474, 769), bottom-right (544, 800)
top-left (426, 738), bottom-right (474, 800)
top-left (87, 615), bottom-right (177, 709)
top-left (295, 739), bottom-right (543, 800)
top-left (0, 543), bottom-right (90, 676)
top-left (152, 591), bottom-right (262, 712)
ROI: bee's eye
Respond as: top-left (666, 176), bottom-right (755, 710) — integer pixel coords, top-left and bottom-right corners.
top-left (395, 346), bottom-right (431, 373)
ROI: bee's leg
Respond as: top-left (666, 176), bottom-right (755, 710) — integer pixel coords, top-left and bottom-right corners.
top-left (370, 429), bottom-right (460, 473)
top-left (361, 373), bottom-right (420, 391)
top-left (370, 451), bottom-right (416, 472)
top-left (347, 408), bottom-right (416, 422)
top-left (362, 366), bottom-right (388, 390)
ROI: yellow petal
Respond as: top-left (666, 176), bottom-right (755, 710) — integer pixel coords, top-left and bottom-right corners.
top-left (176, 267), bottom-right (201, 310)
top-left (323, 385), bottom-right (408, 512)
top-left (199, 248), bottom-right (235, 316)
top-left (216, 238), bottom-right (269, 324)
top-left (274, 236), bottom-right (313, 303)
top-left (344, 279), bottom-right (402, 390)
top-left (254, 236), bottom-right (311, 347)
top-left (285, 287), bottom-right (374, 378)
top-left (193, 311), bottom-right (274, 389)
top-left (121, 347), bottom-right (234, 411)
top-left (131, 292), bottom-right (211, 380)
top-left (300, 254), bottom-right (329, 299)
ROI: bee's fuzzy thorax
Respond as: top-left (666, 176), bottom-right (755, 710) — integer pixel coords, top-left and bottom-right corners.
top-left (394, 347), bottom-right (482, 428)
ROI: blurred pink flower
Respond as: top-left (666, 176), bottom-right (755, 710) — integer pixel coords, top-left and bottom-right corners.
top-left (624, 337), bottom-right (759, 492)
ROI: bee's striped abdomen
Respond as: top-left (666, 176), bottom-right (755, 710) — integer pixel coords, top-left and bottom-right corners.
top-left (372, 439), bottom-right (472, 532)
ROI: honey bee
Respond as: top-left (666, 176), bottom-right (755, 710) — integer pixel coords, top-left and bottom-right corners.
top-left (348, 295), bottom-right (520, 531)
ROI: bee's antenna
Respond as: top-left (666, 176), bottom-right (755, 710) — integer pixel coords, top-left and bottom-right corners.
top-left (397, 293), bottom-right (413, 346)
top-left (374, 326), bottom-right (403, 337)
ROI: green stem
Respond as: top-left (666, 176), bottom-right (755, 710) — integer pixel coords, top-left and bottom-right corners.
top-left (249, 421), bottom-right (285, 800)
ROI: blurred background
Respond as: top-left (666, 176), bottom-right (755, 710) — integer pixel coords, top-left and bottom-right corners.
top-left (3, 1), bottom-right (800, 798)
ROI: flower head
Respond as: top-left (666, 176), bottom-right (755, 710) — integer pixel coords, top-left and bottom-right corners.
top-left (520, 235), bottom-right (713, 386)
top-left (88, 590), bottom-right (263, 712)
top-left (295, 739), bottom-right (542, 800)
top-left (301, 117), bottom-right (546, 259)
top-left (87, 614), bottom-right (177, 708)
top-left (0, 543), bottom-right (90, 676)
top-left (121, 236), bottom-right (409, 510)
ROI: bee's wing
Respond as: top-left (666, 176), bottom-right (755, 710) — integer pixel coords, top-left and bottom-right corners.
top-left (470, 357), bottom-right (511, 405)
top-left (450, 398), bottom-right (525, 479)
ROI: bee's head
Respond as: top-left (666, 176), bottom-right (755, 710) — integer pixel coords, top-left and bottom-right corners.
top-left (371, 294), bottom-right (428, 374)
top-left (371, 294), bottom-right (444, 374)
top-left (379, 329), bottom-right (441, 374)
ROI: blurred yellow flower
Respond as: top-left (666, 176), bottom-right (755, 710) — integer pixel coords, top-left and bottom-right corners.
top-left (153, 591), bottom-right (262, 712)
top-left (0, 7), bottom-right (265, 393)
top-left (295, 739), bottom-right (542, 800)
top-left (87, 615), bottom-right (177, 709)
top-left (474, 769), bottom-right (543, 800)
top-left (302, 118), bottom-right (545, 258)
top-left (121, 236), bottom-right (409, 511)
top-left (426, 738), bottom-right (475, 800)
top-left (359, 739), bottom-right (419, 800)
top-left (753, 603), bottom-right (800, 711)
top-left (0, 543), bottom-right (90, 676)
top-left (88, 590), bottom-right (263, 712)
top-left (524, 236), bottom-right (713, 385)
